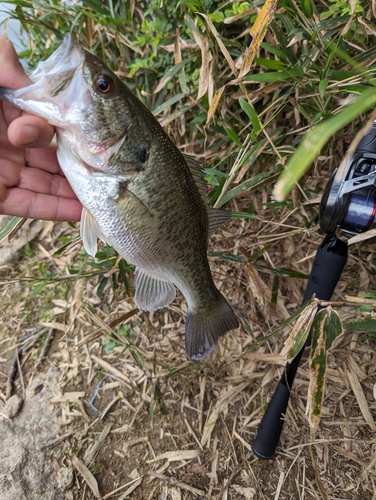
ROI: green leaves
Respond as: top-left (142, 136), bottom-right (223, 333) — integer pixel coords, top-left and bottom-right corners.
top-left (216, 171), bottom-right (278, 208)
top-left (274, 87), bottom-right (376, 201)
top-left (239, 98), bottom-right (262, 136)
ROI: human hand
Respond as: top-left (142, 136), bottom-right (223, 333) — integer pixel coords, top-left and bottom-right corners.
top-left (0, 36), bottom-right (81, 221)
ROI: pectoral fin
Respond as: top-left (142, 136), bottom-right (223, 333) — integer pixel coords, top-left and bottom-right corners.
top-left (80, 207), bottom-right (106, 257)
top-left (134, 268), bottom-right (176, 311)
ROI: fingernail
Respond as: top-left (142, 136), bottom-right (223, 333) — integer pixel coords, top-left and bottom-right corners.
top-left (19, 124), bottom-right (39, 145)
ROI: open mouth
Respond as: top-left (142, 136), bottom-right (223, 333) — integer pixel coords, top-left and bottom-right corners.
top-left (0, 34), bottom-right (88, 126)
top-left (29, 34), bottom-right (85, 84)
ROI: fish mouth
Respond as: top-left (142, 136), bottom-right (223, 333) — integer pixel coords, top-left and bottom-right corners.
top-left (0, 34), bottom-right (87, 126)
top-left (29, 34), bottom-right (84, 84)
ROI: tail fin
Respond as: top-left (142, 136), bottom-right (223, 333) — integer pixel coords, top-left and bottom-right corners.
top-left (185, 294), bottom-right (239, 361)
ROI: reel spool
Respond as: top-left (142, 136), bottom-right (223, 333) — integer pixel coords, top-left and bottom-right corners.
top-left (320, 121), bottom-right (376, 236)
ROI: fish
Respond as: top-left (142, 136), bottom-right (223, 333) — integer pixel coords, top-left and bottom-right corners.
top-left (0, 34), bottom-right (239, 360)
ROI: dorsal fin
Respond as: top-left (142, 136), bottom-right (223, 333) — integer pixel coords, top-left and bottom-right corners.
top-left (208, 208), bottom-right (231, 235)
top-left (183, 154), bottom-right (231, 235)
top-left (183, 154), bottom-right (208, 206)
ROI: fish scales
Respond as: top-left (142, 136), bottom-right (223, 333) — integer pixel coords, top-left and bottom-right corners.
top-left (0, 34), bottom-right (239, 360)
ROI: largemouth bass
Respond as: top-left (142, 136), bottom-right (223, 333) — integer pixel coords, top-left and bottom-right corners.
top-left (0, 35), bottom-right (238, 360)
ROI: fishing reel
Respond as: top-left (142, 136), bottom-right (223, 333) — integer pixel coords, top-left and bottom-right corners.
top-left (320, 120), bottom-right (376, 237)
top-left (251, 120), bottom-right (376, 460)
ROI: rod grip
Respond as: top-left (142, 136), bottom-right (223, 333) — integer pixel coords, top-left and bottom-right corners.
top-left (251, 350), bottom-right (303, 459)
top-left (251, 234), bottom-right (348, 459)
top-left (302, 238), bottom-right (348, 305)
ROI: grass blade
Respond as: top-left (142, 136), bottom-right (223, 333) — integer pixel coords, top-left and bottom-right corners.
top-left (274, 87), bottom-right (376, 201)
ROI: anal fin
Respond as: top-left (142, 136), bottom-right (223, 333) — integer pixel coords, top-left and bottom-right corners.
top-left (134, 268), bottom-right (176, 311)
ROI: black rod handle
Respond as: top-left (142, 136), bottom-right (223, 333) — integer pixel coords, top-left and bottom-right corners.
top-left (251, 234), bottom-right (348, 459)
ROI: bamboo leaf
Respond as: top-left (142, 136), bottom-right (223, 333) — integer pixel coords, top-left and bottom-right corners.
top-left (0, 216), bottom-right (24, 243)
top-left (185, 15), bottom-right (211, 99)
top-left (152, 93), bottom-right (184, 116)
top-left (324, 307), bottom-right (344, 352)
top-left (224, 126), bottom-right (242, 147)
top-left (151, 60), bottom-right (188, 95)
top-left (280, 299), bottom-right (319, 361)
top-left (216, 171), bottom-right (278, 207)
top-left (319, 79), bottom-right (328, 99)
top-left (307, 309), bottom-right (327, 439)
top-left (243, 72), bottom-right (291, 83)
top-left (307, 307), bottom-right (343, 438)
top-left (274, 88), bottom-right (376, 201)
top-left (71, 455), bottom-right (101, 498)
top-left (239, 98), bottom-right (262, 135)
top-left (300, 0), bottom-right (314, 18)
top-left (344, 318), bottom-right (376, 332)
top-left (237, 0), bottom-right (278, 79)
top-left (200, 13), bottom-right (238, 78)
top-left (206, 85), bottom-right (225, 124)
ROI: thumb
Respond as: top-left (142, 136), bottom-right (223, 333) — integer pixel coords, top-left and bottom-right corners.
top-left (0, 36), bottom-right (32, 88)
top-left (0, 36), bottom-right (55, 148)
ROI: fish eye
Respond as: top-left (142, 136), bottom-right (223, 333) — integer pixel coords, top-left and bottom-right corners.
top-left (95, 74), bottom-right (115, 95)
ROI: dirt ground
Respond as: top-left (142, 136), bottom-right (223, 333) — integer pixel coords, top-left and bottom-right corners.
top-left (0, 204), bottom-right (376, 500)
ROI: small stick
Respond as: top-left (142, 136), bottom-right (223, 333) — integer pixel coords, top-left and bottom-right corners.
top-left (16, 349), bottom-right (25, 398)
top-left (148, 472), bottom-right (205, 497)
top-left (215, 467), bottom-right (241, 499)
top-left (40, 430), bottom-right (74, 449)
top-left (36, 328), bottom-right (55, 366)
top-left (6, 327), bottom-right (49, 398)
top-left (18, 326), bottom-right (48, 344)
top-left (6, 349), bottom-right (22, 399)
top-left (77, 309), bottom-right (138, 346)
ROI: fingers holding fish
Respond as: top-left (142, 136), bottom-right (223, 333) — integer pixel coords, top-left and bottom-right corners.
top-left (0, 184), bottom-right (81, 221)
top-left (0, 36), bottom-right (79, 221)
top-left (0, 158), bottom-right (77, 199)
top-left (0, 156), bottom-right (81, 221)
top-left (0, 115), bottom-right (80, 220)
top-left (7, 114), bottom-right (55, 149)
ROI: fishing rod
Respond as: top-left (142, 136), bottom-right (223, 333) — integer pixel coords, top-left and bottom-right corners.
top-left (252, 121), bottom-right (376, 460)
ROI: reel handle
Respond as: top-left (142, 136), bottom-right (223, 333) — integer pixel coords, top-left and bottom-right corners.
top-left (320, 121), bottom-right (376, 235)
top-left (251, 234), bottom-right (348, 459)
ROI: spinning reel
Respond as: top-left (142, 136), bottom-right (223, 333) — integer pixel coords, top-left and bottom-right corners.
top-left (251, 121), bottom-right (376, 460)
